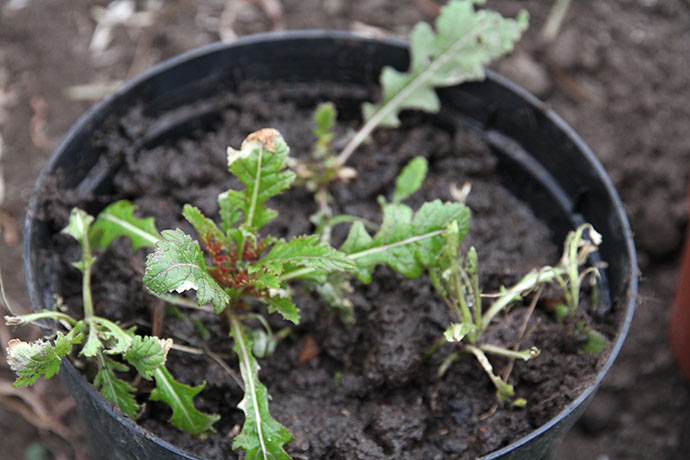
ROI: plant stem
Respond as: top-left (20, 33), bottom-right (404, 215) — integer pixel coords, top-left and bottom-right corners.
top-left (336, 19), bottom-right (489, 167)
top-left (437, 351), bottom-right (461, 379)
top-left (149, 290), bottom-right (215, 313)
top-left (501, 287), bottom-right (541, 382)
top-left (5, 311), bottom-right (78, 327)
top-left (480, 267), bottom-right (563, 331)
top-left (424, 335), bottom-right (447, 360)
top-left (454, 270), bottom-right (473, 328)
top-left (470, 261), bottom-right (482, 332)
top-left (478, 344), bottom-right (537, 361)
top-left (0, 259), bottom-right (17, 316)
top-left (202, 345), bottom-right (244, 391)
top-left (280, 229), bottom-right (446, 282)
top-left (348, 229), bottom-right (445, 260)
top-left (466, 344), bottom-right (513, 399)
top-left (542, 0), bottom-right (572, 42)
top-left (82, 238), bottom-right (95, 319)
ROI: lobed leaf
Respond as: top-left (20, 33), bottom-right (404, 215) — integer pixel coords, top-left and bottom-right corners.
top-left (342, 200), bottom-right (470, 283)
top-left (224, 129), bottom-right (296, 232)
top-left (151, 366), bottom-right (220, 436)
top-left (90, 200), bottom-right (161, 251)
top-left (263, 295), bottom-right (300, 325)
top-left (80, 325), bottom-right (103, 357)
top-left (256, 235), bottom-right (355, 275)
top-left (230, 318), bottom-right (292, 459)
top-left (144, 229), bottom-right (230, 313)
top-left (94, 356), bottom-right (139, 418)
top-left (182, 204), bottom-right (227, 247)
top-left (362, 0), bottom-right (528, 128)
top-left (218, 191), bottom-right (244, 235)
top-left (6, 333), bottom-right (73, 387)
top-left (124, 336), bottom-right (171, 379)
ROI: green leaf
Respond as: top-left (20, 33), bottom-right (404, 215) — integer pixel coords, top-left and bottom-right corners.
top-left (224, 129), bottom-right (296, 232)
top-left (92, 317), bottom-right (134, 355)
top-left (61, 208), bottom-right (96, 272)
top-left (124, 336), bottom-right (171, 379)
top-left (90, 200), bottom-right (161, 251)
top-left (151, 366), bottom-right (220, 436)
top-left (393, 156), bottom-right (428, 203)
top-left (94, 355), bottom-right (139, 418)
top-left (218, 191), bottom-right (244, 234)
top-left (313, 102), bottom-right (337, 159)
top-left (443, 322), bottom-right (477, 342)
top-left (582, 327), bottom-right (608, 354)
top-left (230, 317), bottom-right (292, 460)
top-left (80, 324), bottom-right (103, 357)
top-left (263, 295), bottom-right (300, 325)
top-left (342, 200), bottom-right (470, 283)
top-left (363, 0), bottom-right (528, 128)
top-left (254, 270), bottom-right (281, 291)
top-left (313, 102), bottom-right (337, 139)
top-left (62, 208), bottom-right (93, 243)
top-left (144, 229), bottom-right (230, 313)
top-left (411, 200), bottom-right (471, 266)
top-left (339, 221), bottom-right (375, 283)
top-left (256, 235), bottom-right (355, 275)
top-left (6, 334), bottom-right (72, 387)
top-left (182, 204), bottom-right (227, 247)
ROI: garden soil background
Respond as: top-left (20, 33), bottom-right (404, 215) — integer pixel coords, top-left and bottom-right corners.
top-left (0, 1), bottom-right (688, 459)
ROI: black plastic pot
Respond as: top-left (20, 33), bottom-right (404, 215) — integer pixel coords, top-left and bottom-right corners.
top-left (24, 31), bottom-right (637, 460)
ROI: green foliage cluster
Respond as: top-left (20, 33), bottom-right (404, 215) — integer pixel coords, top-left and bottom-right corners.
top-left (6, 207), bottom-right (218, 435)
top-left (3, 2), bottom-right (607, 459)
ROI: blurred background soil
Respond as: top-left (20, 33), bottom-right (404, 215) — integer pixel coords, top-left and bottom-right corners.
top-left (0, 1), bottom-right (688, 459)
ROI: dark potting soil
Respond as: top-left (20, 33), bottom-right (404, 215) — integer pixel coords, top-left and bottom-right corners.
top-left (36, 83), bottom-right (607, 460)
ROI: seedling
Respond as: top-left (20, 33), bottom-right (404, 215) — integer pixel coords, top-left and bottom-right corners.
top-left (5, 208), bottom-right (219, 436)
top-left (429, 221), bottom-right (604, 402)
top-left (2, 2), bottom-right (612, 459)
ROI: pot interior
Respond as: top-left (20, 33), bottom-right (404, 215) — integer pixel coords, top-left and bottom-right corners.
top-left (24, 32), bottom-right (637, 460)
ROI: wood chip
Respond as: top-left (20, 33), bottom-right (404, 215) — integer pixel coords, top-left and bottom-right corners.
top-left (298, 335), bottom-right (320, 364)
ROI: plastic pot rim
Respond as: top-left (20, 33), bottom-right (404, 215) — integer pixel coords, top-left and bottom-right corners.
top-left (23, 30), bottom-right (638, 460)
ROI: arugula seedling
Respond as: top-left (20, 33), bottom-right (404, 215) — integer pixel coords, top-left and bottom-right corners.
top-left (5, 208), bottom-right (219, 436)
top-left (19, 128), bottom-right (464, 459)
top-left (430, 221), bottom-right (606, 402)
top-left (337, 0), bottom-right (528, 166)
top-left (144, 129), bottom-right (472, 458)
